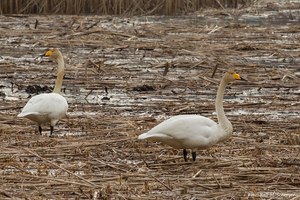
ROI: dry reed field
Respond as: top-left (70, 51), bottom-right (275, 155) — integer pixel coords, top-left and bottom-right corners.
top-left (0, 0), bottom-right (253, 15)
top-left (0, 1), bottom-right (300, 199)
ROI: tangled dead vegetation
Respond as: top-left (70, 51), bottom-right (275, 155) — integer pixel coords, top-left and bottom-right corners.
top-left (0, 2), bottom-right (300, 199)
top-left (0, 0), bottom-right (254, 15)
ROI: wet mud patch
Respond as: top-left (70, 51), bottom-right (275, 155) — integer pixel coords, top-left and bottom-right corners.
top-left (25, 84), bottom-right (53, 94)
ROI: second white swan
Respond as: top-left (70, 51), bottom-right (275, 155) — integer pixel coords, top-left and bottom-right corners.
top-left (138, 70), bottom-right (242, 161)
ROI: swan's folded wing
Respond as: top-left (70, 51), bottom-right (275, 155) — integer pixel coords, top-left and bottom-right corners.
top-left (146, 115), bottom-right (217, 138)
top-left (19, 93), bottom-right (67, 116)
top-left (138, 115), bottom-right (220, 148)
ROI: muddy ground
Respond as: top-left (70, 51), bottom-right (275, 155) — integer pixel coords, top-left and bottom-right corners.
top-left (0, 1), bottom-right (299, 199)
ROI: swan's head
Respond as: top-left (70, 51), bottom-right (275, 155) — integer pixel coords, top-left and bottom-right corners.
top-left (224, 70), bottom-right (241, 83)
top-left (43, 48), bottom-right (63, 62)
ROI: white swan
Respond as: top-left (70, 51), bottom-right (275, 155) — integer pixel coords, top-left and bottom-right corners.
top-left (18, 48), bottom-right (68, 135)
top-left (138, 70), bottom-right (242, 161)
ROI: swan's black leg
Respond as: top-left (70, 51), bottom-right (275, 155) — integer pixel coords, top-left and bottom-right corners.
top-left (38, 126), bottom-right (42, 135)
top-left (50, 126), bottom-right (54, 136)
top-left (192, 151), bottom-right (197, 161)
top-left (183, 149), bottom-right (188, 162)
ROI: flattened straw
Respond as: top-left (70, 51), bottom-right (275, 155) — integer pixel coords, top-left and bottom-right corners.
top-left (89, 155), bottom-right (131, 173)
top-left (192, 169), bottom-right (202, 178)
top-left (212, 174), bottom-right (221, 189)
top-left (199, 76), bottom-right (218, 85)
top-left (195, 183), bottom-right (214, 190)
top-left (0, 189), bottom-right (11, 198)
top-left (21, 173), bottom-right (93, 188)
top-left (22, 147), bottom-right (100, 188)
top-left (291, 195), bottom-right (300, 200)
top-left (148, 173), bottom-right (173, 191)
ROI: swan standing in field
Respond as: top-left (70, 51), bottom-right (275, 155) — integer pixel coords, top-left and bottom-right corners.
top-left (138, 70), bottom-right (242, 161)
top-left (18, 48), bottom-right (68, 136)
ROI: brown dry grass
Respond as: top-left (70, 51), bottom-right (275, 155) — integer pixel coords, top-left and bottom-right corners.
top-left (0, 2), bottom-right (300, 199)
top-left (0, 0), bottom-right (254, 15)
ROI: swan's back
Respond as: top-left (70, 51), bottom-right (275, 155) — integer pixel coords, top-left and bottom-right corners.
top-left (18, 93), bottom-right (68, 124)
top-left (138, 115), bottom-right (222, 149)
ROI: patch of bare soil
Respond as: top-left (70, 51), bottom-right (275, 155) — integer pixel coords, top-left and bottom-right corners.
top-left (0, 2), bottom-right (299, 199)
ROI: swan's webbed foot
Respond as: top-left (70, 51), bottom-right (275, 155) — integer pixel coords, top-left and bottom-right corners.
top-left (38, 126), bottom-right (42, 135)
top-left (192, 151), bottom-right (196, 161)
top-left (183, 149), bottom-right (188, 162)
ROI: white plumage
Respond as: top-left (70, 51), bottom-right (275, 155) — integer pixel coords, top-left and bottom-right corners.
top-left (18, 48), bottom-right (68, 135)
top-left (18, 93), bottom-right (68, 127)
top-left (138, 115), bottom-right (222, 149)
top-left (138, 71), bottom-right (242, 161)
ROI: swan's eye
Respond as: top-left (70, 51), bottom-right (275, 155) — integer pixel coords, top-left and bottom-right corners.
top-left (233, 73), bottom-right (241, 80)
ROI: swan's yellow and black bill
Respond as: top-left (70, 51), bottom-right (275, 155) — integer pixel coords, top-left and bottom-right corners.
top-left (43, 50), bottom-right (53, 57)
top-left (233, 73), bottom-right (241, 80)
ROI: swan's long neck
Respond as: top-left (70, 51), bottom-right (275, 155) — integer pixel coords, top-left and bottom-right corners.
top-left (53, 56), bottom-right (64, 94)
top-left (215, 76), bottom-right (233, 136)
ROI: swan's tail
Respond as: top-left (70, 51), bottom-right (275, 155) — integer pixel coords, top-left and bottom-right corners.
top-left (17, 112), bottom-right (39, 118)
top-left (138, 133), bottom-right (148, 140)
top-left (17, 113), bottom-right (25, 117)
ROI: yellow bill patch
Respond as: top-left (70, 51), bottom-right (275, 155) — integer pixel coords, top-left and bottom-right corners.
top-left (233, 73), bottom-right (241, 80)
top-left (44, 50), bottom-right (53, 57)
